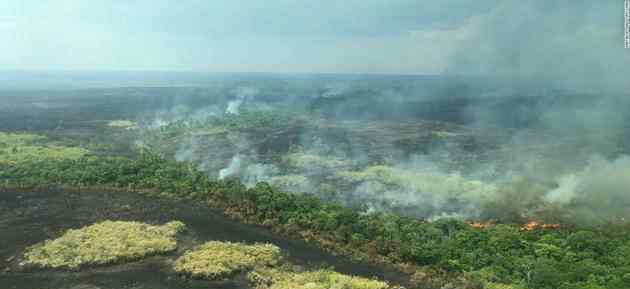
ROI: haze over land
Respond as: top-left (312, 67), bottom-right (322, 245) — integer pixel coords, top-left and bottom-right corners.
top-left (0, 1), bottom-right (626, 86)
top-left (1, 1), bottom-right (630, 225)
top-left (4, 2), bottom-right (630, 289)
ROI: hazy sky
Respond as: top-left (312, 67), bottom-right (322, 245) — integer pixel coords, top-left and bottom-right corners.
top-left (0, 0), bottom-right (627, 77)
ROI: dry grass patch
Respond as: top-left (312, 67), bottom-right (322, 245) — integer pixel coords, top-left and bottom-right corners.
top-left (107, 120), bottom-right (138, 129)
top-left (284, 151), bottom-right (351, 171)
top-left (22, 220), bottom-right (186, 269)
top-left (248, 268), bottom-right (393, 289)
top-left (0, 132), bottom-right (88, 165)
top-left (174, 241), bottom-right (282, 280)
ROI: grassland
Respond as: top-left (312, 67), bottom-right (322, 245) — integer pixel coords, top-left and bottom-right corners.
top-left (0, 132), bottom-right (88, 165)
top-left (248, 268), bottom-right (394, 289)
top-left (22, 220), bottom-right (186, 269)
top-left (174, 241), bottom-right (282, 279)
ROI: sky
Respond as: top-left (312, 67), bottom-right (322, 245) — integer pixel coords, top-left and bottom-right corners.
top-left (0, 0), bottom-right (628, 77)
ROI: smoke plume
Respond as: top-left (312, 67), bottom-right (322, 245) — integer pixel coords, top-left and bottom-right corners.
top-left (135, 1), bottom-right (630, 225)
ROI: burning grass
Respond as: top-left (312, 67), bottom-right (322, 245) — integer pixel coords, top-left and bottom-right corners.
top-left (520, 221), bottom-right (561, 231)
top-left (469, 222), bottom-right (492, 229)
top-left (174, 241), bottom-right (282, 280)
top-left (22, 220), bottom-right (186, 269)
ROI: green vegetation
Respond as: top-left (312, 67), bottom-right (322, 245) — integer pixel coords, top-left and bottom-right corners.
top-left (22, 220), bottom-right (186, 269)
top-left (4, 133), bottom-right (630, 288)
top-left (221, 110), bottom-right (312, 132)
top-left (0, 132), bottom-right (88, 165)
top-left (135, 110), bottom-right (314, 163)
top-left (248, 268), bottom-right (393, 289)
top-left (174, 241), bottom-right (281, 279)
top-left (0, 132), bottom-right (45, 144)
top-left (142, 111), bottom-right (312, 140)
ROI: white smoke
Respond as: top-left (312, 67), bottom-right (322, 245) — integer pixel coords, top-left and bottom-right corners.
top-left (338, 161), bottom-right (500, 219)
top-left (219, 154), bottom-right (243, 179)
top-left (544, 155), bottom-right (630, 209)
top-left (226, 86), bottom-right (259, 115)
top-left (321, 83), bottom-right (350, 98)
top-left (544, 174), bottom-right (579, 205)
top-left (226, 99), bottom-right (244, 115)
top-left (243, 163), bottom-right (279, 187)
top-left (218, 154), bottom-right (281, 187)
top-left (144, 105), bottom-right (220, 129)
top-left (174, 136), bottom-right (198, 163)
top-left (189, 105), bottom-right (221, 122)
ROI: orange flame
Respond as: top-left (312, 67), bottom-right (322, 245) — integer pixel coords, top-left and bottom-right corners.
top-left (520, 221), bottom-right (560, 231)
top-left (469, 222), bottom-right (491, 229)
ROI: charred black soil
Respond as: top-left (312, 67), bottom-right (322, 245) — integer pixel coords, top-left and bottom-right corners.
top-left (0, 188), bottom-right (407, 289)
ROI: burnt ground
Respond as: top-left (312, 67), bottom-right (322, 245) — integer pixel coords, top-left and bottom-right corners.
top-left (0, 188), bottom-right (408, 289)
